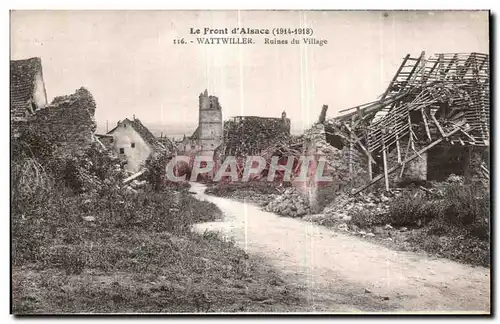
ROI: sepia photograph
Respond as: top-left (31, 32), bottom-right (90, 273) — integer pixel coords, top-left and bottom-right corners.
top-left (10, 9), bottom-right (490, 314)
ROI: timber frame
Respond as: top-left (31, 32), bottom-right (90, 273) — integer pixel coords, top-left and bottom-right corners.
top-left (325, 52), bottom-right (490, 194)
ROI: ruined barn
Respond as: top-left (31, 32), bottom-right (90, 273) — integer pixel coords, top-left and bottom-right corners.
top-left (323, 51), bottom-right (490, 193)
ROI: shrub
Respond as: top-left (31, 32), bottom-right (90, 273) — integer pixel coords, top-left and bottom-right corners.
top-left (388, 191), bottom-right (442, 227)
top-left (350, 209), bottom-right (391, 228)
top-left (384, 180), bottom-right (490, 267)
top-left (144, 152), bottom-right (173, 191)
top-left (440, 182), bottom-right (489, 229)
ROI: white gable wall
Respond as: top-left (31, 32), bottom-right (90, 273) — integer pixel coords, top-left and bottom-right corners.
top-left (109, 121), bottom-right (153, 173)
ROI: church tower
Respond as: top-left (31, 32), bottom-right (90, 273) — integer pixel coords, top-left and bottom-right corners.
top-left (198, 89), bottom-right (223, 156)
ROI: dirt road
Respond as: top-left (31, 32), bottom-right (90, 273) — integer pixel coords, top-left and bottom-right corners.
top-left (190, 183), bottom-right (490, 313)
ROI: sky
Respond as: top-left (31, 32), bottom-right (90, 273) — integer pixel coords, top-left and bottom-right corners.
top-left (10, 10), bottom-right (489, 135)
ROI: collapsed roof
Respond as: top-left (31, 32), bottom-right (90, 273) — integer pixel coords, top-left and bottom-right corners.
top-left (10, 57), bottom-right (47, 118)
top-left (324, 51), bottom-right (490, 193)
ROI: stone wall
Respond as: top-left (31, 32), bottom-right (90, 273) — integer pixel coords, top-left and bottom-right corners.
top-left (27, 87), bottom-right (97, 158)
top-left (294, 123), bottom-right (367, 211)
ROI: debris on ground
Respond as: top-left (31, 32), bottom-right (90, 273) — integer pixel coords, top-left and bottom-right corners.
top-left (265, 188), bottom-right (310, 217)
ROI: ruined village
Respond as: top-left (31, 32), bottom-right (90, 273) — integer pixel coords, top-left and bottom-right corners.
top-left (11, 49), bottom-right (491, 314)
top-left (10, 9), bottom-right (491, 314)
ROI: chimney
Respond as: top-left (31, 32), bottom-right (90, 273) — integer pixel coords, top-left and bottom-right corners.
top-left (318, 105), bottom-right (328, 123)
top-left (133, 114), bottom-right (136, 120)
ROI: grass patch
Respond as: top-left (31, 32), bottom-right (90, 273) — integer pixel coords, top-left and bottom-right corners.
top-left (12, 187), bottom-right (303, 313)
top-left (349, 180), bottom-right (490, 267)
top-left (13, 230), bottom-right (301, 313)
top-left (11, 134), bottom-right (303, 313)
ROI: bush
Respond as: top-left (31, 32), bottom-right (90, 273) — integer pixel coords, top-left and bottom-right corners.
top-left (440, 182), bottom-right (489, 229)
top-left (383, 181), bottom-right (490, 267)
top-left (388, 182), bottom-right (489, 233)
top-left (388, 192), bottom-right (442, 227)
top-left (350, 209), bottom-right (391, 228)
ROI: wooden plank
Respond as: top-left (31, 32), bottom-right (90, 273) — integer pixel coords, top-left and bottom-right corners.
top-left (352, 126), bottom-right (464, 195)
top-left (123, 169), bottom-right (146, 184)
top-left (422, 56), bottom-right (441, 83)
top-left (348, 133), bottom-right (353, 175)
top-left (396, 134), bottom-right (401, 164)
top-left (459, 128), bottom-right (476, 142)
top-left (381, 54), bottom-right (411, 99)
top-left (458, 53), bottom-right (475, 79)
top-left (399, 52), bottom-right (424, 89)
top-left (430, 113), bottom-right (446, 137)
top-left (421, 108), bottom-right (432, 141)
top-left (92, 134), bottom-right (107, 150)
top-left (437, 54), bottom-right (445, 80)
top-left (382, 141), bottom-right (389, 191)
top-left (412, 139), bottom-right (425, 161)
top-left (443, 53), bottom-right (458, 76)
top-left (408, 114), bottom-right (419, 142)
top-left (399, 136), bottom-right (412, 178)
top-left (368, 158), bottom-right (373, 181)
top-left (343, 123), bottom-right (377, 164)
top-left (339, 92), bottom-right (405, 121)
top-left (356, 106), bottom-right (364, 119)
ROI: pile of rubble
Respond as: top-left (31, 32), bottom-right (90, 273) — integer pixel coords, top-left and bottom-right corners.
top-left (322, 190), bottom-right (401, 222)
top-left (265, 187), bottom-right (311, 217)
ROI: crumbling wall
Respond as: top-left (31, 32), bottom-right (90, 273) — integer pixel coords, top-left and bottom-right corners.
top-left (403, 152), bottom-right (428, 181)
top-left (295, 123), bottom-right (367, 211)
top-left (27, 87), bottom-right (97, 158)
top-left (223, 116), bottom-right (291, 155)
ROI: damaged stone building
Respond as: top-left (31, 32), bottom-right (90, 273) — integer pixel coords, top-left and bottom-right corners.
top-left (10, 57), bottom-right (48, 137)
top-left (11, 57), bottom-right (98, 158)
top-left (220, 112), bottom-right (291, 156)
top-left (315, 51), bottom-right (490, 194)
top-left (180, 89), bottom-right (223, 157)
top-left (104, 117), bottom-right (170, 173)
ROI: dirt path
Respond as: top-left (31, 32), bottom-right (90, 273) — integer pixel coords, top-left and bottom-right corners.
top-left (190, 183), bottom-right (490, 313)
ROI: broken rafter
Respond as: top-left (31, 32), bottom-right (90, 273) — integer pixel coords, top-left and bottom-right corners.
top-left (352, 125), bottom-right (465, 195)
top-left (123, 169), bottom-right (146, 184)
top-left (459, 128), bottom-right (476, 142)
top-left (343, 123), bottom-right (376, 165)
top-left (430, 113), bottom-right (446, 138)
top-left (399, 51), bottom-right (425, 90)
top-left (338, 92), bottom-right (406, 122)
top-left (396, 131), bottom-right (401, 164)
top-left (421, 108), bottom-right (432, 141)
top-left (382, 140), bottom-right (389, 191)
top-left (381, 54), bottom-right (411, 99)
top-left (443, 53), bottom-right (458, 76)
top-left (421, 55), bottom-right (441, 84)
top-left (399, 136), bottom-right (412, 178)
